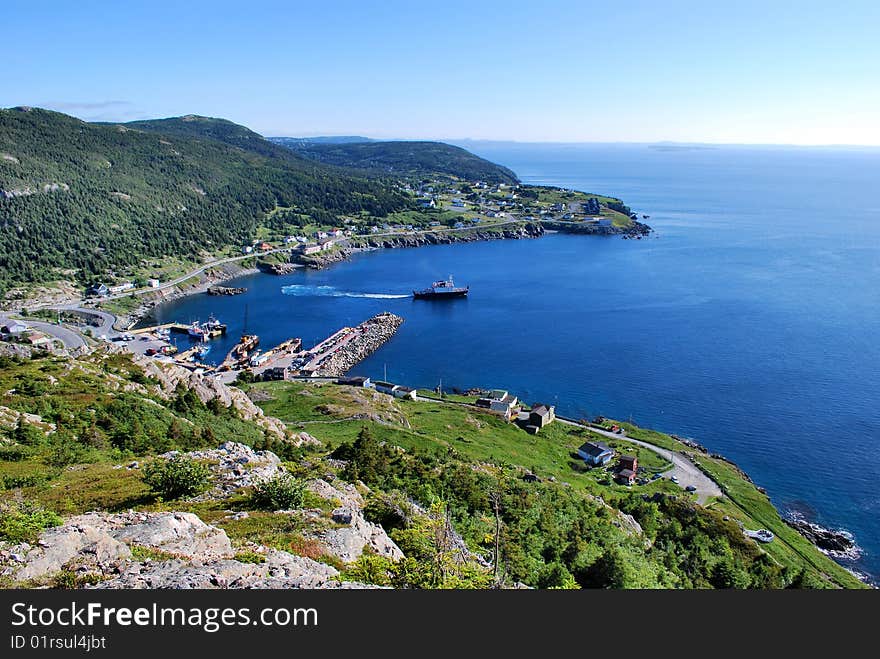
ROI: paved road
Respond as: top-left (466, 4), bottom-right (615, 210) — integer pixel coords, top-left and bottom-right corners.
top-left (558, 419), bottom-right (723, 504)
top-left (0, 313), bottom-right (87, 351)
top-left (415, 392), bottom-right (723, 503)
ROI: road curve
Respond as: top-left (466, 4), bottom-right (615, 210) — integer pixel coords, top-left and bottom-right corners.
top-left (0, 313), bottom-right (87, 351)
top-left (558, 418), bottom-right (723, 504)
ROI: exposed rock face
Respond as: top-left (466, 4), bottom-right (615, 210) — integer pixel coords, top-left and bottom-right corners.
top-left (93, 550), bottom-right (357, 589)
top-left (320, 506), bottom-right (404, 563)
top-left (111, 512), bottom-right (233, 558)
top-left (133, 355), bottom-right (289, 440)
top-left (357, 223), bottom-right (544, 251)
top-left (307, 479), bottom-right (403, 563)
top-left (2, 511), bottom-right (376, 589)
top-left (10, 521), bottom-right (131, 581)
top-left (5, 511), bottom-right (232, 582)
top-left (161, 442), bottom-right (284, 498)
top-left (0, 406), bottom-right (56, 435)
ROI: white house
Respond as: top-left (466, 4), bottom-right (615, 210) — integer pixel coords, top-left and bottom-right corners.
top-left (108, 282), bottom-right (135, 294)
top-left (242, 245), bottom-right (253, 254)
top-left (147, 278), bottom-right (160, 288)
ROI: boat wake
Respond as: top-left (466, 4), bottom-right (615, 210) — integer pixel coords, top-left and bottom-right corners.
top-left (281, 284), bottom-right (409, 299)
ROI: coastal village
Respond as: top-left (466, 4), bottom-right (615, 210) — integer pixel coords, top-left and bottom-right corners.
top-left (0, 170), bottom-right (864, 589)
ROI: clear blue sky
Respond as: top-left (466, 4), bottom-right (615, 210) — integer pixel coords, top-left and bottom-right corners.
top-left (5, 0), bottom-right (879, 145)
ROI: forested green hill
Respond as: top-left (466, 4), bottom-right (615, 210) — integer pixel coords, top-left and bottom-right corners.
top-left (0, 108), bottom-right (409, 293)
top-left (271, 138), bottom-right (519, 184)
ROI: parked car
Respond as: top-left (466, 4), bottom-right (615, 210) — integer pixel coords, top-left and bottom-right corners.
top-left (670, 475), bottom-right (679, 483)
top-left (685, 485), bottom-right (697, 492)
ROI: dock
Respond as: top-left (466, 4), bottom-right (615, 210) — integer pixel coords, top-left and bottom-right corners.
top-left (130, 321), bottom-right (227, 340)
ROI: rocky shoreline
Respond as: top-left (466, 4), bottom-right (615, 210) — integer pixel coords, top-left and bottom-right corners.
top-left (312, 312), bottom-right (404, 377)
top-left (300, 223), bottom-right (545, 269)
top-left (784, 511), bottom-right (862, 561)
top-left (120, 262), bottom-right (259, 328)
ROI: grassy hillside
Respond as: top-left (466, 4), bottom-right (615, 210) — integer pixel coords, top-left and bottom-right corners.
top-left (241, 380), bottom-right (864, 589)
top-left (271, 138), bottom-right (520, 184)
top-left (1, 351), bottom-right (862, 588)
top-left (0, 108), bottom-right (409, 294)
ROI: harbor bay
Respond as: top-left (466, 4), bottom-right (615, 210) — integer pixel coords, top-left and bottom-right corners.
top-left (147, 143), bottom-right (880, 581)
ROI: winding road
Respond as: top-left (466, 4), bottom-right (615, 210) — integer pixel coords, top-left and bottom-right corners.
top-left (557, 418), bottom-right (722, 503)
top-left (0, 313), bottom-right (87, 351)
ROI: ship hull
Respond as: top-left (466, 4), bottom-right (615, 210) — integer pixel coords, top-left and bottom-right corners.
top-left (412, 289), bottom-right (468, 299)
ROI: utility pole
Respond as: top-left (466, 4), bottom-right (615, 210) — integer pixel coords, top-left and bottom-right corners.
top-left (489, 491), bottom-right (502, 585)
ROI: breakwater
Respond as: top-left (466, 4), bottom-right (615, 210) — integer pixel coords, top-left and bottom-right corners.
top-left (309, 312), bottom-right (404, 377)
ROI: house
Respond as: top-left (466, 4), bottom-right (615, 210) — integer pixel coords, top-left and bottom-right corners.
top-left (147, 278), bottom-right (160, 288)
top-left (577, 441), bottom-right (614, 466)
top-left (241, 245), bottom-right (253, 254)
top-left (330, 229), bottom-right (344, 238)
top-left (616, 468), bottom-right (637, 485)
top-left (528, 404), bottom-right (555, 428)
top-left (617, 455), bottom-right (638, 473)
top-left (453, 222), bottom-right (465, 229)
top-left (372, 381), bottom-right (416, 400)
top-left (393, 385), bottom-right (417, 400)
top-left (87, 283), bottom-right (109, 297)
top-left (108, 282), bottom-right (134, 294)
top-left (315, 231), bottom-right (329, 240)
top-left (419, 198), bottom-right (436, 209)
top-left (1, 321), bottom-right (28, 335)
top-left (259, 242), bottom-right (272, 252)
top-left (372, 380), bottom-right (397, 395)
top-left (302, 243), bottom-right (323, 255)
top-left (283, 236), bottom-right (297, 244)
top-left (370, 226), bottom-right (382, 233)
top-left (259, 366), bottom-right (288, 381)
top-left (451, 199), bottom-right (465, 207)
top-left (336, 376), bottom-right (372, 388)
top-left (429, 221), bottom-right (441, 227)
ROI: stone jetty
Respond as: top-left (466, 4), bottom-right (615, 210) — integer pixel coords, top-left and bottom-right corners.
top-left (311, 312), bottom-right (403, 377)
top-left (207, 285), bottom-right (247, 296)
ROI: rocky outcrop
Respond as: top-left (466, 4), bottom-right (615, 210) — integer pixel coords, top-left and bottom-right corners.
top-left (133, 355), bottom-right (289, 440)
top-left (92, 550), bottom-right (360, 589)
top-left (111, 512), bottom-right (233, 558)
top-left (307, 479), bottom-right (403, 564)
top-left (357, 223), bottom-right (544, 251)
top-left (310, 312), bottom-right (404, 377)
top-left (161, 442), bottom-right (284, 498)
top-left (2, 511), bottom-right (374, 589)
top-left (8, 520), bottom-right (132, 581)
top-left (3, 511), bottom-right (232, 582)
top-left (0, 406), bottom-right (56, 435)
top-left (785, 513), bottom-right (861, 560)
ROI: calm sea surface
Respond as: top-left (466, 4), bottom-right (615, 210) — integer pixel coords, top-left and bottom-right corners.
top-left (146, 143), bottom-right (880, 581)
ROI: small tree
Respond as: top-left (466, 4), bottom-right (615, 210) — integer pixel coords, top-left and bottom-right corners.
top-left (142, 456), bottom-right (211, 499)
top-left (250, 473), bottom-right (306, 510)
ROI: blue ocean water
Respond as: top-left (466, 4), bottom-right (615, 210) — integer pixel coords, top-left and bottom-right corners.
top-left (147, 143), bottom-right (880, 581)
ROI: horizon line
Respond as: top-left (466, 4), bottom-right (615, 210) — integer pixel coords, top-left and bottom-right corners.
top-left (7, 105), bottom-right (880, 150)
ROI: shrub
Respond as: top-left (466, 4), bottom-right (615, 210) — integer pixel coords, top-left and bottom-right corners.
top-left (250, 473), bottom-right (306, 510)
top-left (0, 501), bottom-right (63, 543)
top-left (2, 473), bottom-right (48, 490)
top-left (234, 550), bottom-right (267, 564)
top-left (142, 456), bottom-right (211, 500)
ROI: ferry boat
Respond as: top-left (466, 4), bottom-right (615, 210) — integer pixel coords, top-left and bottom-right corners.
top-left (413, 275), bottom-right (468, 299)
